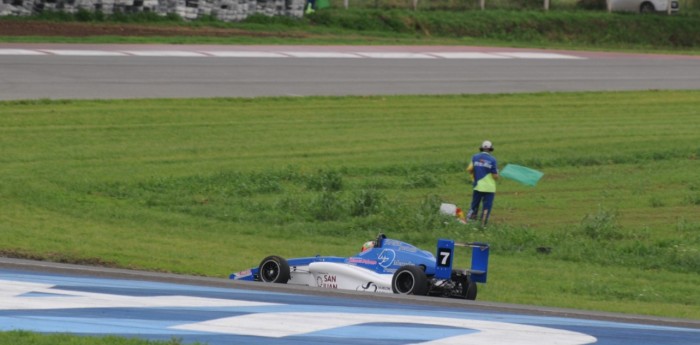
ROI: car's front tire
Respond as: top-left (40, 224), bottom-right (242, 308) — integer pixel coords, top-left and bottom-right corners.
top-left (258, 255), bottom-right (290, 283)
top-left (392, 265), bottom-right (429, 295)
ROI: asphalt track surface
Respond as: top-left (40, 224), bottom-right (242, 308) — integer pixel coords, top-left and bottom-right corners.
top-left (2, 258), bottom-right (700, 345)
top-left (1, 43), bottom-right (700, 100)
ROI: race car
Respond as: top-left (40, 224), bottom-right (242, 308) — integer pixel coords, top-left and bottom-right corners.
top-left (230, 234), bottom-right (490, 300)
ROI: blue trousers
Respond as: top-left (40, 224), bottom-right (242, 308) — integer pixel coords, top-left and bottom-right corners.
top-left (468, 191), bottom-right (495, 225)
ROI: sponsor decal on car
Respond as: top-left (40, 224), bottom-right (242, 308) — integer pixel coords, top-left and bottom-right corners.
top-left (234, 269), bottom-right (252, 278)
top-left (378, 249), bottom-right (396, 268)
top-left (316, 274), bottom-right (338, 289)
top-left (392, 259), bottom-right (414, 267)
top-left (357, 282), bottom-right (378, 292)
top-left (347, 257), bottom-right (378, 265)
top-left (398, 245), bottom-right (418, 253)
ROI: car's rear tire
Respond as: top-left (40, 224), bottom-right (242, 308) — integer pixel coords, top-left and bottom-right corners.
top-left (465, 281), bottom-right (478, 300)
top-left (452, 270), bottom-right (478, 300)
top-left (258, 255), bottom-right (290, 283)
top-left (392, 265), bottom-right (428, 295)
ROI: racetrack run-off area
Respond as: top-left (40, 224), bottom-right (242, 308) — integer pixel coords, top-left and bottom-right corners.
top-left (2, 260), bottom-right (699, 345)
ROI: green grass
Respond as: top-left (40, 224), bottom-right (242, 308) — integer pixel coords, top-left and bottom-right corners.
top-left (1, 9), bottom-right (700, 52)
top-left (1, 91), bottom-right (699, 321)
top-left (2, 10), bottom-right (699, 344)
top-left (0, 331), bottom-right (198, 345)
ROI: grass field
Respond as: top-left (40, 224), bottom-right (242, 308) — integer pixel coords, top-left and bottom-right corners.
top-left (0, 331), bottom-right (193, 345)
top-left (2, 8), bottom-right (699, 344)
top-left (2, 91), bottom-right (699, 321)
top-left (2, 10), bottom-right (700, 52)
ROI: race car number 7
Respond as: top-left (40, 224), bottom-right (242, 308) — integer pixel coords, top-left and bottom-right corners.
top-left (437, 248), bottom-right (451, 267)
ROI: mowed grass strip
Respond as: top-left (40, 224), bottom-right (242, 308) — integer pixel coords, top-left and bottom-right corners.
top-left (1, 91), bottom-right (699, 318)
top-left (0, 331), bottom-right (198, 345)
top-left (2, 10), bottom-right (700, 52)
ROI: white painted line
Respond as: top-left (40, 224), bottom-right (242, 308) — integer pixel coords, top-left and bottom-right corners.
top-left (357, 52), bottom-right (436, 59)
top-left (284, 52), bottom-right (361, 58)
top-left (0, 49), bottom-right (47, 56)
top-left (173, 312), bottom-right (598, 345)
top-left (41, 49), bottom-right (127, 56)
top-left (0, 49), bottom-right (585, 59)
top-left (430, 52), bottom-right (511, 59)
top-left (205, 51), bottom-right (287, 58)
top-left (496, 52), bottom-right (584, 59)
top-left (123, 51), bottom-right (207, 57)
top-left (0, 280), bottom-right (281, 310)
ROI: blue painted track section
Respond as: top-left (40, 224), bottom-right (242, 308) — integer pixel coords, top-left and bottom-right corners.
top-left (1, 268), bottom-right (698, 345)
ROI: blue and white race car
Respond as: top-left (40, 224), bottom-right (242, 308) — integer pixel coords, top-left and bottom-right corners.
top-left (230, 234), bottom-right (490, 300)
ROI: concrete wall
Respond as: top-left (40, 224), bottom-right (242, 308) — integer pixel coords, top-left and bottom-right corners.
top-left (0, 0), bottom-right (306, 21)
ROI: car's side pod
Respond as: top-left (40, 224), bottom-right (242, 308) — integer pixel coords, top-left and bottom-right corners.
top-left (434, 239), bottom-right (489, 283)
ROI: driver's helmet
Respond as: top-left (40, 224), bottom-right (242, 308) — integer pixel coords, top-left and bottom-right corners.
top-left (361, 241), bottom-right (375, 252)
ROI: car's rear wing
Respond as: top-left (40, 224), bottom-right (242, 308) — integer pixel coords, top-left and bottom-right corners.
top-left (434, 239), bottom-right (490, 283)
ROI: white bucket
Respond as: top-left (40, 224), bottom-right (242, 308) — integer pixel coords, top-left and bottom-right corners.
top-left (439, 203), bottom-right (458, 216)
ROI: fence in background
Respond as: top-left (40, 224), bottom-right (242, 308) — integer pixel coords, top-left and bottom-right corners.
top-left (325, 0), bottom-right (697, 12)
top-left (0, 0), bottom-right (306, 19)
top-left (0, 0), bottom-right (697, 19)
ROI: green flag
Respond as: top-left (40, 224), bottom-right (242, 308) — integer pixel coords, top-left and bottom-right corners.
top-left (500, 164), bottom-right (543, 186)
